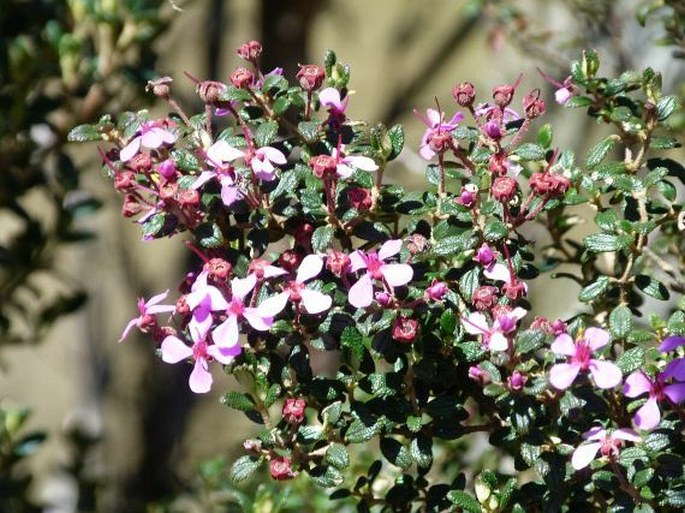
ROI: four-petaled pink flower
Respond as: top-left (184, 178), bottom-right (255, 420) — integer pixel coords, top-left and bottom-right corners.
top-left (200, 139), bottom-right (287, 182)
top-left (415, 108), bottom-right (464, 160)
top-left (119, 290), bottom-right (175, 342)
top-left (571, 426), bottom-right (640, 470)
top-left (549, 327), bottom-right (622, 390)
top-left (348, 240), bottom-right (413, 308)
top-left (462, 307), bottom-right (527, 352)
top-left (212, 274), bottom-right (273, 349)
top-left (192, 140), bottom-right (243, 206)
top-left (120, 121), bottom-right (176, 162)
top-left (624, 367), bottom-right (685, 430)
top-left (257, 255), bottom-right (333, 316)
top-left (161, 324), bottom-right (239, 394)
top-left (331, 147), bottom-right (378, 179)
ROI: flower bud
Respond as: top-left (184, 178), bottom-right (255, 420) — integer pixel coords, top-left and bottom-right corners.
top-left (503, 279), bottom-right (527, 300)
top-left (426, 281), bottom-right (448, 301)
top-left (177, 188), bottom-right (199, 207)
top-left (523, 89), bottom-right (546, 119)
top-left (474, 243), bottom-right (496, 266)
top-left (427, 129), bottom-right (453, 154)
top-left (348, 187), bottom-right (372, 211)
top-left (472, 285), bottom-right (499, 310)
top-left (456, 184), bottom-right (478, 208)
top-left (248, 258), bottom-right (270, 279)
top-left (491, 176), bottom-right (518, 203)
top-left (406, 233), bottom-right (428, 255)
top-left (121, 195), bottom-right (143, 217)
top-left (158, 159), bottom-right (177, 180)
top-left (278, 250), bottom-right (302, 274)
top-left (159, 182), bottom-right (178, 202)
top-left (114, 171), bottom-right (136, 192)
top-left (326, 250), bottom-right (351, 276)
top-left (296, 64), bottom-right (325, 92)
top-left (128, 152), bottom-right (152, 173)
top-left (483, 120), bottom-right (503, 140)
top-left (197, 80), bottom-right (227, 104)
top-left (236, 40), bottom-right (262, 62)
top-left (493, 84), bottom-right (515, 108)
top-left (392, 316), bottom-right (419, 343)
top-left (294, 222), bottom-right (314, 248)
top-left (452, 82), bottom-right (476, 107)
top-left (204, 258), bottom-right (232, 281)
top-left (282, 397), bottom-right (306, 425)
top-left (308, 154), bottom-right (337, 178)
top-left (175, 295), bottom-right (190, 316)
top-left (508, 371), bottom-right (527, 391)
top-left (146, 76), bottom-right (173, 99)
top-left (468, 365), bottom-right (490, 384)
top-left (270, 456), bottom-right (296, 480)
top-left (243, 438), bottom-right (263, 452)
top-left (530, 316), bottom-right (552, 334)
top-left (551, 319), bottom-right (567, 336)
top-left (375, 291), bottom-right (392, 307)
top-left (230, 67), bottom-right (254, 89)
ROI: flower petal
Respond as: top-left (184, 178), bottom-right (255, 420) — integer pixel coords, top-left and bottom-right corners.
top-left (208, 343), bottom-right (242, 365)
top-left (349, 250), bottom-right (368, 272)
top-left (207, 140), bottom-right (243, 164)
top-left (231, 274), bottom-right (257, 301)
top-left (623, 371), bottom-right (652, 398)
top-left (549, 362), bottom-right (581, 390)
top-left (489, 332), bottom-right (508, 352)
top-left (483, 263), bottom-right (511, 282)
top-left (263, 265), bottom-right (288, 279)
top-left (257, 292), bottom-right (289, 318)
top-left (586, 327), bottom-right (611, 351)
top-left (571, 442), bottom-right (602, 470)
top-left (343, 155), bottom-right (378, 172)
top-left (188, 359), bottom-right (212, 394)
top-left (349, 273), bottom-right (374, 308)
top-left (664, 383), bottom-right (685, 404)
top-left (296, 254), bottom-right (323, 283)
top-left (141, 129), bottom-right (164, 149)
top-left (551, 333), bottom-right (576, 356)
top-left (161, 336), bottom-right (193, 363)
top-left (221, 184), bottom-right (242, 206)
top-left (120, 137), bottom-right (141, 162)
top-left (119, 318), bottom-right (139, 342)
top-left (319, 87), bottom-right (341, 109)
top-left (659, 335), bottom-right (685, 352)
top-left (612, 428), bottom-right (640, 443)
top-left (335, 163), bottom-right (354, 179)
top-left (212, 315), bottom-right (239, 349)
top-left (378, 239), bottom-right (402, 261)
top-left (589, 359), bottom-right (622, 389)
top-left (381, 263), bottom-right (413, 287)
top-left (300, 289), bottom-right (332, 315)
top-left (633, 397), bottom-right (661, 430)
top-left (462, 312), bottom-right (489, 335)
top-left (259, 146), bottom-right (287, 165)
top-left (663, 358), bottom-right (685, 381)
top-left (243, 308), bottom-right (272, 331)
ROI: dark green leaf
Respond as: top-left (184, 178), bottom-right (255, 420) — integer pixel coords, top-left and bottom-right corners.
top-left (514, 143), bottom-right (545, 161)
top-left (325, 443), bottom-right (350, 470)
top-left (583, 233), bottom-right (629, 252)
top-left (446, 490), bottom-right (482, 513)
top-left (312, 225), bottom-right (335, 252)
top-left (299, 121), bottom-right (321, 142)
top-left (656, 95), bottom-right (679, 121)
top-left (230, 455), bottom-right (263, 483)
top-left (380, 438), bottom-right (412, 469)
top-left (221, 391), bottom-right (256, 412)
top-left (410, 436), bottom-right (433, 469)
top-left (635, 275), bottom-right (670, 300)
top-left (586, 137), bottom-right (615, 169)
top-left (67, 124), bottom-right (103, 142)
top-left (483, 220), bottom-right (508, 241)
top-left (578, 276), bottom-right (610, 303)
top-left (388, 124), bottom-right (405, 160)
top-left (537, 124), bottom-right (553, 148)
top-left (254, 121), bottom-right (279, 147)
top-left (308, 465), bottom-right (344, 488)
top-left (616, 346), bottom-right (645, 374)
top-left (609, 305), bottom-right (632, 339)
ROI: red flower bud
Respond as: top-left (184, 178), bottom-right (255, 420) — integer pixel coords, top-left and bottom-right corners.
top-left (507, 371), bottom-right (527, 391)
top-left (503, 279), bottom-right (527, 300)
top-left (270, 456), bottom-right (296, 480)
top-left (492, 74), bottom-right (523, 108)
top-left (392, 316), bottom-right (419, 343)
top-left (237, 40), bottom-right (262, 62)
top-left (427, 129), bottom-right (453, 154)
top-left (472, 285), bottom-right (499, 310)
top-left (309, 154), bottom-right (337, 178)
top-left (230, 67), bottom-right (254, 89)
top-left (296, 64), bottom-right (325, 92)
top-left (177, 188), bottom-right (199, 207)
top-left (523, 89), bottom-right (546, 119)
top-left (348, 187), bottom-right (372, 211)
top-left (159, 182), bottom-right (178, 202)
top-left (115, 171), bottom-right (136, 192)
top-left (128, 152), bottom-right (152, 173)
top-left (452, 82), bottom-right (476, 107)
top-left (121, 195), bottom-right (143, 217)
top-left (426, 281), bottom-right (448, 301)
top-left (204, 258), bottom-right (232, 281)
top-left (326, 250), bottom-right (351, 276)
top-left (146, 76), bottom-right (173, 99)
top-left (406, 233), bottom-right (428, 255)
top-left (491, 176), bottom-right (518, 203)
top-left (278, 250), bottom-right (302, 274)
top-left (197, 80), bottom-right (227, 104)
top-left (282, 397), bottom-right (306, 424)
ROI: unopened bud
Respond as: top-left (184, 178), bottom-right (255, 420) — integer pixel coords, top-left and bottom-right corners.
top-left (237, 40), bottom-right (262, 62)
top-left (230, 68), bottom-right (254, 89)
top-left (392, 316), bottom-right (419, 343)
top-left (197, 80), bottom-right (227, 104)
top-left (452, 82), bottom-right (476, 107)
top-left (296, 64), bottom-right (325, 92)
top-left (491, 176), bottom-right (518, 202)
top-left (146, 76), bottom-right (173, 99)
top-left (309, 154), bottom-right (337, 178)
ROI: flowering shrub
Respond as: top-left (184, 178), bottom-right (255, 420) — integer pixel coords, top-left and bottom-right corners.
top-left (70, 42), bottom-right (685, 511)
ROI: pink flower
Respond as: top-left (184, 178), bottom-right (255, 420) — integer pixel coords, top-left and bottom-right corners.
top-left (120, 121), bottom-right (176, 162)
top-left (282, 398), bottom-right (307, 425)
top-left (201, 139), bottom-right (286, 182)
top-left (192, 140), bottom-right (243, 206)
top-left (119, 290), bottom-right (175, 342)
top-left (160, 325), bottom-right (240, 394)
top-left (348, 240), bottom-right (413, 308)
top-left (257, 255), bottom-right (332, 316)
top-left (473, 243), bottom-right (515, 284)
top-left (549, 328), bottom-right (622, 390)
top-left (462, 307), bottom-right (527, 352)
top-left (414, 108), bottom-right (464, 160)
top-left (212, 274), bottom-right (273, 349)
top-left (659, 335), bottom-right (685, 352)
top-left (624, 369), bottom-right (685, 430)
top-left (425, 280), bottom-right (448, 301)
top-left (571, 427), bottom-right (640, 470)
top-left (331, 148), bottom-right (378, 179)
top-left (319, 87), bottom-right (348, 116)
top-left (185, 270), bottom-right (230, 336)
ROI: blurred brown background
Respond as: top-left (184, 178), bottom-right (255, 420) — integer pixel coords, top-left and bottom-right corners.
top-left (1, 0), bottom-right (682, 511)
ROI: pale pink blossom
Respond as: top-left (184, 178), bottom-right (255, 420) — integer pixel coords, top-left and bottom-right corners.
top-left (462, 307), bottom-right (527, 352)
top-left (119, 290), bottom-right (175, 342)
top-left (549, 328), bottom-right (622, 390)
top-left (414, 108), bottom-right (464, 160)
top-left (571, 427), bottom-right (640, 470)
top-left (257, 255), bottom-right (332, 316)
top-left (185, 270), bottom-right (230, 336)
top-left (193, 140), bottom-right (243, 206)
top-left (319, 87), bottom-right (348, 116)
top-left (348, 240), bottom-right (413, 308)
top-left (331, 148), bottom-right (378, 179)
top-left (200, 139), bottom-right (286, 182)
top-left (624, 369), bottom-right (685, 430)
top-left (120, 121), bottom-right (176, 162)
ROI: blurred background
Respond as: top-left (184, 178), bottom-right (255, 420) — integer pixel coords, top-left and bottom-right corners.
top-left (1, 0), bottom-right (683, 511)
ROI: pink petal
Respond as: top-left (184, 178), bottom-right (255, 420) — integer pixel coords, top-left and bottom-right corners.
top-left (188, 359), bottom-right (212, 394)
top-left (462, 312), bottom-right (489, 335)
top-left (551, 334), bottom-right (577, 356)
top-left (319, 87), bottom-right (341, 109)
top-left (221, 184), bottom-right (241, 206)
top-left (349, 273), bottom-right (374, 308)
top-left (419, 144), bottom-right (436, 161)
top-left (119, 137), bottom-right (141, 162)
top-left (189, 306), bottom-right (213, 339)
top-left (483, 263), bottom-right (511, 282)
top-left (425, 109), bottom-right (441, 128)
top-left (119, 318), bottom-right (139, 342)
top-left (263, 265), bottom-right (288, 279)
top-left (251, 157), bottom-right (275, 180)
top-left (141, 129), bottom-right (164, 149)
top-left (659, 335), bottom-right (685, 352)
top-left (349, 250), bottom-right (368, 272)
top-left (300, 289), bottom-right (332, 315)
top-left (257, 292), bottom-right (289, 318)
top-left (586, 327), bottom-right (611, 351)
top-left (589, 359), bottom-right (622, 389)
top-left (612, 428), bottom-right (640, 443)
top-left (378, 240), bottom-right (402, 261)
top-left (231, 274), bottom-right (257, 301)
top-left (243, 307), bottom-right (272, 331)
top-left (213, 315), bottom-right (239, 349)
top-left (343, 155), bottom-right (378, 172)
top-left (633, 397), bottom-right (661, 430)
top-left (555, 88), bottom-right (572, 105)
top-left (161, 336), bottom-right (193, 363)
top-left (624, 371), bottom-right (652, 398)
top-left (571, 442), bottom-right (602, 470)
top-left (296, 254), bottom-right (323, 283)
top-left (146, 290), bottom-right (170, 307)
top-left (549, 362), bottom-right (581, 390)
top-left (664, 383), bottom-right (685, 404)
top-left (584, 426), bottom-right (606, 441)
top-left (335, 163), bottom-right (354, 179)
top-left (489, 332), bottom-right (508, 352)
top-left (259, 146), bottom-right (287, 165)
top-left (510, 307), bottom-right (527, 321)
top-left (207, 140), bottom-right (243, 164)
top-left (207, 344), bottom-right (241, 365)
top-left (192, 171), bottom-right (216, 189)
top-left (663, 358), bottom-right (685, 381)
top-left (380, 263), bottom-right (413, 287)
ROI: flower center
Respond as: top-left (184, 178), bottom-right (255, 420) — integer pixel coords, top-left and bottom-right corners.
top-left (193, 340), bottom-right (208, 361)
top-left (572, 342), bottom-right (592, 369)
top-left (366, 253), bottom-right (383, 279)
top-left (228, 297), bottom-right (245, 316)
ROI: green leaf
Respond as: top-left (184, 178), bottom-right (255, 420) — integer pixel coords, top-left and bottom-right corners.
top-left (254, 121), bottom-right (279, 147)
top-left (345, 418), bottom-right (379, 443)
top-left (298, 425), bottom-right (324, 443)
top-left (311, 225), bottom-right (334, 252)
top-left (656, 95), bottom-right (679, 121)
top-left (380, 437), bottom-right (413, 469)
top-left (341, 326), bottom-right (364, 360)
top-left (308, 465), bottom-right (344, 488)
top-left (299, 121), bottom-right (321, 142)
top-left (67, 124), bottom-right (103, 142)
top-left (616, 346), bottom-right (645, 374)
top-left (447, 490), bottom-right (482, 513)
top-left (578, 276), bottom-right (610, 303)
top-left (141, 213), bottom-right (166, 238)
top-left (459, 268), bottom-right (480, 302)
top-left (261, 73), bottom-right (288, 93)
top-left (483, 220), bottom-right (508, 241)
top-left (410, 436), bottom-right (433, 469)
top-left (515, 330), bottom-right (546, 353)
top-left (635, 275), bottom-right (670, 300)
top-left (514, 143), bottom-right (545, 161)
top-left (632, 468), bottom-right (654, 488)
top-left (230, 455), bottom-right (263, 483)
top-left (221, 391), bottom-right (256, 412)
top-left (197, 223), bottom-right (225, 248)
top-left (325, 443), bottom-right (350, 470)
top-left (609, 305), bottom-right (632, 339)
top-left (537, 123), bottom-right (553, 148)
top-left (440, 309), bottom-right (457, 335)
top-left (565, 96), bottom-right (594, 108)
top-left (388, 124), bottom-right (405, 160)
top-left (583, 233), bottom-right (629, 252)
top-left (586, 137), bottom-right (615, 169)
